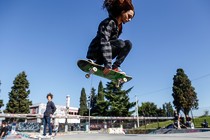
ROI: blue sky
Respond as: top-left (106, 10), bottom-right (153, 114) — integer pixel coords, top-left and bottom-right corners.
top-left (0, 0), bottom-right (210, 116)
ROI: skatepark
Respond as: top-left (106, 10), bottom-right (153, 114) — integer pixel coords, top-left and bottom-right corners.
top-left (1, 1), bottom-right (210, 140)
top-left (55, 132), bottom-right (210, 140)
top-left (6, 131), bottom-right (210, 140)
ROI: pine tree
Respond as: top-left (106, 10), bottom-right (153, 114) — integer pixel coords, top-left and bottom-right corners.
top-left (92, 81), bottom-right (108, 116)
top-left (90, 87), bottom-right (97, 115)
top-left (0, 100), bottom-right (4, 113)
top-left (162, 104), bottom-right (167, 117)
top-left (97, 81), bottom-right (104, 101)
top-left (165, 102), bottom-right (174, 117)
top-left (162, 102), bottom-right (174, 117)
top-left (78, 88), bottom-right (88, 116)
top-left (105, 82), bottom-right (135, 117)
top-left (4, 71), bottom-right (32, 114)
top-left (172, 68), bottom-right (199, 116)
top-left (0, 80), bottom-right (3, 111)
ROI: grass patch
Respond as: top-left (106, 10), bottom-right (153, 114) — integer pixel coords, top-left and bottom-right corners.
top-left (138, 116), bottom-right (210, 129)
top-left (193, 116), bottom-right (210, 128)
top-left (139, 120), bottom-right (173, 129)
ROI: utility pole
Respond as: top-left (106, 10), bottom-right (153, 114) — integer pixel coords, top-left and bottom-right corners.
top-left (135, 95), bottom-right (139, 128)
top-left (87, 92), bottom-right (92, 131)
top-left (88, 93), bottom-right (91, 132)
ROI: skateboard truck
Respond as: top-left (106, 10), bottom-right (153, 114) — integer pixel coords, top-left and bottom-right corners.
top-left (85, 67), bottom-right (98, 78)
top-left (115, 77), bottom-right (128, 87)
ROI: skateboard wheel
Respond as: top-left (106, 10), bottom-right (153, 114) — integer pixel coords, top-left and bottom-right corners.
top-left (123, 78), bottom-right (127, 82)
top-left (115, 83), bottom-right (120, 88)
top-left (85, 74), bottom-right (90, 78)
top-left (92, 67), bottom-right (97, 72)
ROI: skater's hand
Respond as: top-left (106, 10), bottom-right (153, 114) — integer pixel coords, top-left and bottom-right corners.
top-left (103, 67), bottom-right (111, 75)
top-left (50, 114), bottom-right (53, 118)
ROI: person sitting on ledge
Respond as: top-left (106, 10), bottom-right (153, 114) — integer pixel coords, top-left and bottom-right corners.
top-left (201, 119), bottom-right (208, 128)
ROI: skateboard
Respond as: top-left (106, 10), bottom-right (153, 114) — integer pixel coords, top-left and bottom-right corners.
top-left (77, 59), bottom-right (132, 87)
top-left (16, 132), bottom-right (54, 140)
top-left (30, 135), bottom-right (54, 140)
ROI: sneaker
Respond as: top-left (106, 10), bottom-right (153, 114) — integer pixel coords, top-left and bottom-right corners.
top-left (112, 67), bottom-right (126, 75)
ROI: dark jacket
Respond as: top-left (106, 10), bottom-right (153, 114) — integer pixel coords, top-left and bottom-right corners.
top-left (0, 126), bottom-right (8, 138)
top-left (44, 101), bottom-right (56, 117)
top-left (86, 17), bottom-right (122, 68)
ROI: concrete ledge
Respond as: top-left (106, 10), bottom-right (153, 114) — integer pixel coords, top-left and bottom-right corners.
top-left (107, 128), bottom-right (125, 134)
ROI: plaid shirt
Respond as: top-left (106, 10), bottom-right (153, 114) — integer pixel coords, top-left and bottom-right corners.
top-left (86, 17), bottom-right (122, 68)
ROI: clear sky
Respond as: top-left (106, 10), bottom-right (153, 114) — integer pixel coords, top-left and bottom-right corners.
top-left (0, 0), bottom-right (210, 116)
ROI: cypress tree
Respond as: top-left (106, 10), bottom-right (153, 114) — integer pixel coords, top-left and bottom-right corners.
top-left (92, 81), bottom-right (108, 116)
top-left (172, 68), bottom-right (199, 116)
top-left (4, 71), bottom-right (32, 114)
top-left (90, 87), bottom-right (97, 115)
top-left (78, 88), bottom-right (88, 116)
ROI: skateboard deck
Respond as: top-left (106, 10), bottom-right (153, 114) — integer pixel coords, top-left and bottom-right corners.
top-left (77, 59), bottom-right (132, 86)
top-left (30, 135), bottom-right (54, 140)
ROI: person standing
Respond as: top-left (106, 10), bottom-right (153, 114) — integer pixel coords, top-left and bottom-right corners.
top-left (185, 115), bottom-right (192, 128)
top-left (43, 93), bottom-right (56, 136)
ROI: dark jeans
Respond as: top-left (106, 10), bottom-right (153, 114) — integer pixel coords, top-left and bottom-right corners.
top-left (43, 116), bottom-right (52, 136)
top-left (96, 39), bottom-right (132, 69)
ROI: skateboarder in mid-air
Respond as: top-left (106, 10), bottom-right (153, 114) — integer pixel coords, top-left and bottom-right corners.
top-left (86, 0), bottom-right (135, 75)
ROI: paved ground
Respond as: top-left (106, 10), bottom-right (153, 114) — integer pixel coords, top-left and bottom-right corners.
top-left (58, 132), bottom-right (210, 140)
top-left (7, 131), bottom-right (210, 140)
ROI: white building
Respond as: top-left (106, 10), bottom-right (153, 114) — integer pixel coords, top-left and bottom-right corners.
top-left (30, 103), bottom-right (80, 124)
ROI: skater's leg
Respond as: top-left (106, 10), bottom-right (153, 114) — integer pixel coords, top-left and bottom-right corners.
top-left (43, 117), bottom-right (47, 136)
top-left (47, 117), bottom-right (52, 135)
top-left (111, 40), bottom-right (132, 69)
